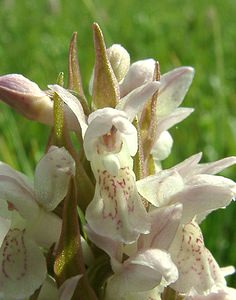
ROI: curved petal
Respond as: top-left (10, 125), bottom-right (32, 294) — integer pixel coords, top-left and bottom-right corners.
top-left (170, 222), bottom-right (225, 294)
top-left (173, 153), bottom-right (202, 178)
top-left (136, 170), bottom-right (184, 207)
top-left (138, 204), bottom-right (183, 251)
top-left (151, 130), bottom-right (173, 162)
top-left (59, 275), bottom-right (82, 300)
top-left (0, 201), bottom-right (12, 247)
top-left (0, 74), bottom-right (54, 126)
top-left (37, 276), bottom-right (59, 300)
top-left (117, 81), bottom-right (160, 122)
top-left (157, 67), bottom-right (194, 117)
top-left (85, 225), bottom-right (123, 264)
top-left (0, 163), bottom-right (39, 221)
top-left (85, 172), bottom-right (150, 244)
top-left (0, 229), bottom-right (47, 299)
top-left (26, 208), bottom-right (62, 248)
top-left (169, 181), bottom-right (235, 223)
top-left (48, 84), bottom-right (87, 135)
top-left (106, 248), bottom-right (178, 298)
top-left (193, 156), bottom-right (236, 176)
top-left (84, 108), bottom-right (137, 161)
top-left (34, 146), bottom-right (75, 211)
top-left (155, 107), bottom-right (194, 140)
top-left (119, 59), bottom-right (156, 97)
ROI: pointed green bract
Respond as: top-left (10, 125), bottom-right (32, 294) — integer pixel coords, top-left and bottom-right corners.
top-left (53, 72), bottom-right (65, 143)
top-left (68, 32), bottom-right (85, 99)
top-left (54, 179), bottom-right (97, 300)
top-left (92, 23), bottom-right (120, 109)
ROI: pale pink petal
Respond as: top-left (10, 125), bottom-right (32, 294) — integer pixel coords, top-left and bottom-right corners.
top-left (37, 276), bottom-right (59, 300)
top-left (169, 173), bottom-right (236, 223)
top-left (0, 74), bottom-right (54, 126)
top-left (85, 225), bottom-right (122, 263)
top-left (193, 156), bottom-right (236, 175)
top-left (0, 201), bottom-right (12, 247)
top-left (151, 131), bottom-right (173, 162)
top-left (119, 59), bottom-right (156, 97)
top-left (157, 67), bottom-right (194, 117)
top-left (84, 108), bottom-right (137, 161)
top-left (106, 248), bottom-right (178, 297)
top-left (34, 146), bottom-right (75, 211)
top-left (155, 107), bottom-right (194, 140)
top-left (172, 153), bottom-right (202, 178)
top-left (59, 275), bottom-right (82, 300)
top-left (85, 175), bottom-right (150, 244)
top-left (117, 81), bottom-right (160, 121)
top-left (138, 204), bottom-right (183, 251)
top-left (136, 170), bottom-right (184, 207)
top-left (48, 84), bottom-right (87, 134)
top-left (0, 163), bottom-right (39, 221)
top-left (0, 229), bottom-right (47, 299)
top-left (170, 222), bottom-right (225, 294)
top-left (26, 208), bottom-right (62, 248)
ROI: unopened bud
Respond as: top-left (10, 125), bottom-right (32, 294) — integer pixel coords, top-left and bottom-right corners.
top-left (0, 74), bottom-right (78, 130)
top-left (0, 74), bottom-right (53, 124)
top-left (120, 59), bottom-right (156, 97)
top-left (107, 44), bottom-right (130, 82)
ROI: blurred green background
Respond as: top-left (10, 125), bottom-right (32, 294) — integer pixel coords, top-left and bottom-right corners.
top-left (0, 0), bottom-right (235, 287)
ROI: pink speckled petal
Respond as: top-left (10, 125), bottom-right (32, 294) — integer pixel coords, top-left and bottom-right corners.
top-left (170, 222), bottom-right (225, 294)
top-left (0, 229), bottom-right (46, 299)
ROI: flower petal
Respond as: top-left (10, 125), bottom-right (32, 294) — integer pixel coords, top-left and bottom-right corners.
top-left (137, 170), bottom-right (184, 207)
top-left (84, 108), bottom-right (137, 161)
top-left (37, 276), bottom-right (59, 300)
top-left (119, 59), bottom-right (156, 97)
top-left (59, 275), bottom-right (82, 300)
top-left (0, 162), bottom-right (39, 221)
top-left (117, 81), bottom-right (160, 122)
top-left (34, 146), bottom-right (75, 211)
top-left (193, 156), bottom-right (236, 175)
top-left (26, 208), bottom-right (62, 248)
top-left (85, 225), bottom-right (123, 264)
top-left (0, 201), bottom-right (12, 247)
top-left (157, 66), bottom-right (194, 117)
top-left (0, 229), bottom-right (47, 299)
top-left (106, 248), bottom-right (178, 297)
top-left (170, 222), bottom-right (225, 294)
top-left (138, 204), bottom-right (183, 251)
top-left (155, 107), bottom-right (194, 140)
top-left (85, 173), bottom-right (150, 243)
top-left (48, 84), bottom-right (87, 134)
top-left (169, 178), bottom-right (235, 223)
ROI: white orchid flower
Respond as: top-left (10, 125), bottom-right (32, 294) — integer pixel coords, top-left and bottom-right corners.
top-left (116, 57), bottom-right (195, 169)
top-left (86, 203), bottom-right (182, 300)
top-left (0, 146), bottom-right (75, 299)
top-left (137, 153), bottom-right (236, 223)
top-left (49, 80), bottom-right (160, 244)
top-left (137, 154), bottom-right (236, 295)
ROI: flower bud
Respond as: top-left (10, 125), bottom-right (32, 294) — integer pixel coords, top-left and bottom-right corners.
top-left (0, 74), bottom-right (53, 124)
top-left (119, 59), bottom-right (156, 97)
top-left (107, 44), bottom-right (130, 82)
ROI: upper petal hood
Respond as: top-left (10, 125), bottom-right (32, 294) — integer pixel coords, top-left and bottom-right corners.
top-left (34, 146), bottom-right (75, 211)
